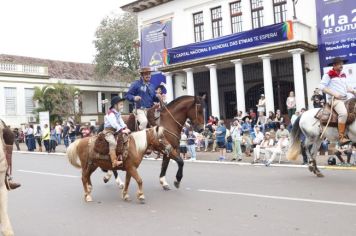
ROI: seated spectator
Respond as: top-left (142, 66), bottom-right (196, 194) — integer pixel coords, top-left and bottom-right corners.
top-left (334, 143), bottom-right (353, 166)
top-left (252, 132), bottom-right (275, 164)
top-left (256, 112), bottom-right (267, 133)
top-left (241, 131), bottom-right (252, 157)
top-left (234, 111), bottom-right (245, 123)
top-left (265, 134), bottom-right (289, 166)
top-left (276, 124), bottom-right (289, 140)
top-left (249, 109), bottom-right (257, 125)
top-left (202, 127), bottom-right (213, 152)
top-left (216, 120), bottom-right (227, 161)
top-left (179, 130), bottom-right (188, 160)
top-left (253, 126), bottom-right (264, 145)
top-left (272, 110), bottom-right (284, 130)
top-left (311, 88), bottom-right (324, 108)
top-left (266, 111), bottom-right (275, 130)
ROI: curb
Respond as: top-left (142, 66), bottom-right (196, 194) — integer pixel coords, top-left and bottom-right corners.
top-left (13, 151), bottom-right (356, 171)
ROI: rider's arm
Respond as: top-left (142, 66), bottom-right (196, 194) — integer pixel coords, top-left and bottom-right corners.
top-left (320, 74), bottom-right (341, 98)
top-left (125, 81), bottom-right (139, 102)
top-left (106, 113), bottom-right (120, 131)
top-left (117, 114), bottom-right (127, 131)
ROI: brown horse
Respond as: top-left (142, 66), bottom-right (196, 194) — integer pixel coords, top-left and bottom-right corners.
top-left (0, 120), bottom-right (14, 236)
top-left (66, 126), bottom-right (170, 202)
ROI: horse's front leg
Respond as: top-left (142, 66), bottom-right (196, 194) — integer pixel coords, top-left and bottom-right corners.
top-left (171, 156), bottom-right (184, 189)
top-left (82, 168), bottom-right (92, 202)
top-left (122, 172), bottom-right (131, 201)
top-left (159, 154), bottom-right (171, 190)
top-left (0, 181), bottom-right (14, 236)
top-left (127, 167), bottom-right (145, 203)
top-left (306, 142), bottom-right (324, 177)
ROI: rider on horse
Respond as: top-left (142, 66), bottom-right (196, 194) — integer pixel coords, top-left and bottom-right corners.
top-left (103, 96), bottom-right (130, 167)
top-left (319, 57), bottom-right (356, 146)
top-left (125, 67), bottom-right (162, 130)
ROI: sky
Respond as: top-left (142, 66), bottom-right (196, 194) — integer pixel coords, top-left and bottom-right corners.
top-left (0, 0), bottom-right (123, 63)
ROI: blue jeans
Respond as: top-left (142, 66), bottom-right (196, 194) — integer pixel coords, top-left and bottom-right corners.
top-left (56, 134), bottom-right (61, 144)
top-left (187, 144), bottom-right (196, 160)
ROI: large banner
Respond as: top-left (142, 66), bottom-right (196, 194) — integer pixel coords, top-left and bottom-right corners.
top-left (140, 19), bottom-right (172, 89)
top-left (167, 21), bottom-right (293, 64)
top-left (316, 0), bottom-right (356, 67)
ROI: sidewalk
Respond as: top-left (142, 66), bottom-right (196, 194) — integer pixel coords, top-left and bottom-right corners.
top-left (15, 142), bottom-right (356, 168)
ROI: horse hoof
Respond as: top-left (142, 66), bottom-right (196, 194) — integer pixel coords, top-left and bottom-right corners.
top-left (118, 183), bottom-right (124, 189)
top-left (174, 181), bottom-right (180, 189)
top-left (122, 193), bottom-right (131, 201)
top-left (85, 195), bottom-right (93, 202)
top-left (308, 166), bottom-right (314, 172)
top-left (138, 195), bottom-right (145, 203)
top-left (316, 172), bottom-right (324, 178)
top-left (162, 185), bottom-right (171, 191)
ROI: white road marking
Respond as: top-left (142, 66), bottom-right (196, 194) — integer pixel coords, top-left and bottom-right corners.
top-left (17, 170), bottom-right (80, 178)
top-left (198, 189), bottom-right (356, 207)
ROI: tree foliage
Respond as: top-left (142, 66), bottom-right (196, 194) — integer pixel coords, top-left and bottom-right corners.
top-left (94, 12), bottom-right (139, 81)
top-left (33, 83), bottom-right (79, 123)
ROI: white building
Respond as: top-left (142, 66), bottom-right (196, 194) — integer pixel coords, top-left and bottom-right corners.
top-left (0, 54), bottom-right (130, 127)
top-left (120, 0), bottom-right (344, 119)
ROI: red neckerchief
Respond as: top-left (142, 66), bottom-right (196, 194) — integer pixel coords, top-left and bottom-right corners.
top-left (328, 69), bottom-right (346, 79)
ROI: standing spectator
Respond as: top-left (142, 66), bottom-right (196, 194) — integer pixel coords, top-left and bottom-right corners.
top-left (68, 121), bottom-right (76, 144)
top-left (231, 119), bottom-right (242, 161)
top-left (26, 124), bottom-right (36, 151)
top-left (81, 123), bottom-right (91, 138)
top-left (225, 127), bottom-right (233, 153)
top-left (311, 88), bottom-right (324, 108)
top-left (62, 122), bottom-right (70, 148)
top-left (49, 126), bottom-right (57, 153)
top-left (202, 127), bottom-right (212, 152)
top-left (42, 124), bottom-right (50, 152)
top-left (179, 130), bottom-right (188, 160)
top-left (55, 122), bottom-right (62, 145)
top-left (286, 91), bottom-right (296, 118)
top-left (256, 94), bottom-right (266, 115)
top-left (216, 120), bottom-right (227, 161)
top-left (187, 130), bottom-right (196, 161)
top-left (13, 128), bottom-right (20, 151)
top-left (276, 124), bottom-right (290, 140)
top-left (34, 126), bottom-right (43, 152)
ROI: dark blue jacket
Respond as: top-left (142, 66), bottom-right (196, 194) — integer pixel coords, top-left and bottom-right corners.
top-left (125, 79), bottom-right (159, 109)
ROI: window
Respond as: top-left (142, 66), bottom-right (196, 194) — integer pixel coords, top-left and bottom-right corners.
top-left (193, 12), bottom-right (204, 42)
top-left (25, 88), bottom-right (35, 114)
top-left (211, 6), bottom-right (223, 38)
top-left (4, 87), bottom-right (16, 115)
top-left (273, 0), bottom-right (287, 23)
top-left (230, 1), bottom-right (243, 33)
top-left (250, 0), bottom-right (264, 29)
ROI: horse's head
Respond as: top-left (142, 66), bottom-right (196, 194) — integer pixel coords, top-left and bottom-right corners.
top-left (187, 96), bottom-right (205, 133)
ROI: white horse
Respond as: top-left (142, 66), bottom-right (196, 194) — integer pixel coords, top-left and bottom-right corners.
top-left (287, 108), bottom-right (356, 177)
top-left (0, 123), bottom-right (14, 236)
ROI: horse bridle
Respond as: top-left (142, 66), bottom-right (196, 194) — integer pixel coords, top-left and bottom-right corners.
top-left (161, 97), bottom-right (203, 141)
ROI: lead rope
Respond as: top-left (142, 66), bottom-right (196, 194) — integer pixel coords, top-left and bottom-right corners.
top-left (320, 96), bottom-right (335, 139)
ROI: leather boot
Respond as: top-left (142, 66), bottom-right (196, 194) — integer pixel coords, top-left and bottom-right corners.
top-left (109, 150), bottom-right (122, 168)
top-left (5, 176), bottom-right (21, 190)
top-left (338, 123), bottom-right (351, 146)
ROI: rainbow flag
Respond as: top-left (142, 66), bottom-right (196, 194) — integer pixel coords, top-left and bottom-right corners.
top-left (282, 21), bottom-right (293, 40)
top-left (162, 48), bottom-right (170, 65)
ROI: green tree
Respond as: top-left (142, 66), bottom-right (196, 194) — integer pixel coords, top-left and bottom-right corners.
top-left (33, 83), bottom-right (79, 123)
top-left (94, 12), bottom-right (139, 81)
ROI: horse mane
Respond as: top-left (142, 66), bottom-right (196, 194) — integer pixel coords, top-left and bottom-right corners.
top-left (130, 130), bottom-right (148, 153)
top-left (165, 95), bottom-right (195, 109)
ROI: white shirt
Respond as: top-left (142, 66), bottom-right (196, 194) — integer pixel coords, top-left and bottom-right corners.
top-left (253, 132), bottom-right (264, 144)
top-left (104, 109), bottom-right (126, 131)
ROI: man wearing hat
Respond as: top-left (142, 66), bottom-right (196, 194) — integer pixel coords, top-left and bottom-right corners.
top-left (125, 67), bottom-right (161, 130)
top-left (319, 57), bottom-right (356, 145)
top-left (104, 96), bottom-right (130, 167)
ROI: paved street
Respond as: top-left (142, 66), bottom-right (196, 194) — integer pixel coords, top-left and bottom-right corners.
top-left (7, 152), bottom-right (356, 236)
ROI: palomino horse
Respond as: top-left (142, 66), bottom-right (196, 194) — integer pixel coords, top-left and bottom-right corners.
top-left (66, 126), bottom-right (170, 202)
top-left (102, 96), bottom-right (205, 190)
top-left (0, 121), bottom-right (14, 236)
top-left (287, 108), bottom-right (356, 177)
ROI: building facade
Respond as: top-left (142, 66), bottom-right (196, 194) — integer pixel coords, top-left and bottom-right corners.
top-left (0, 55), bottom-right (130, 127)
top-left (121, 0), bottom-right (355, 119)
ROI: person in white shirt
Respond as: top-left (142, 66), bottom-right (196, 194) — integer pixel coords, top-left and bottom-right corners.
top-left (265, 134), bottom-right (289, 166)
top-left (252, 132), bottom-right (275, 164)
top-left (230, 119), bottom-right (242, 161)
top-left (253, 126), bottom-right (264, 145)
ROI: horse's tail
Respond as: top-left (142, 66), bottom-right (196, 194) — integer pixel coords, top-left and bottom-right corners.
top-left (287, 115), bottom-right (302, 161)
top-left (66, 140), bottom-right (81, 168)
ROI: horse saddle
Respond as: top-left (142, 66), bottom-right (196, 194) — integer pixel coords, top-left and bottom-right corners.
top-left (93, 132), bottom-right (129, 158)
top-left (315, 98), bottom-right (356, 127)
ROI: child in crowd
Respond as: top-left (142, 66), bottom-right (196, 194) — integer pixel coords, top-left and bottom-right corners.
top-left (187, 130), bottom-right (196, 161)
